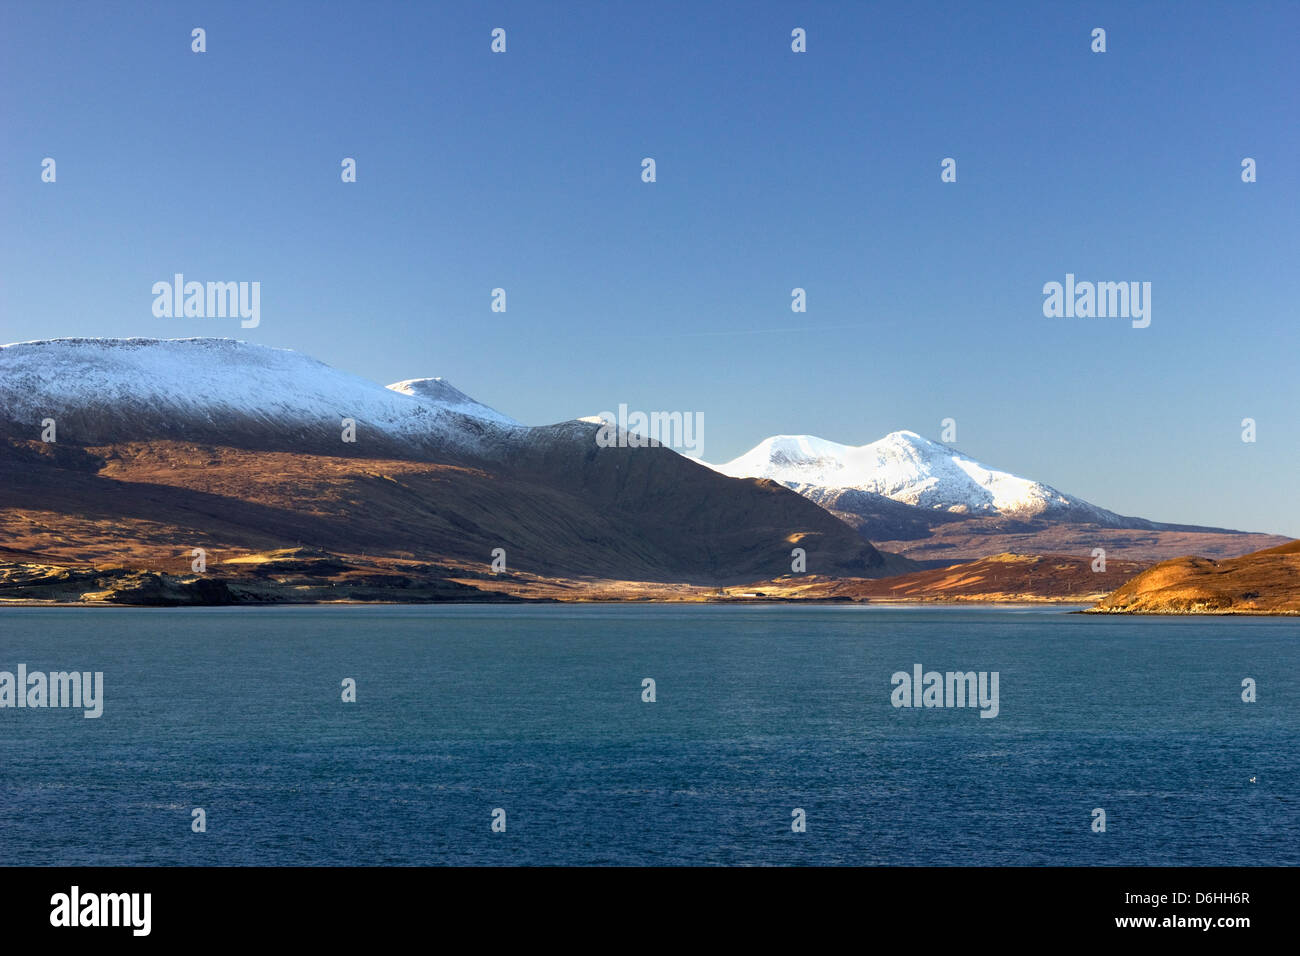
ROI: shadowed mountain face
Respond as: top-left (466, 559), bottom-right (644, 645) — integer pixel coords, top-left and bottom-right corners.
top-left (0, 339), bottom-right (902, 585)
top-left (0, 439), bottom-right (894, 584)
top-left (1088, 540), bottom-right (1300, 614)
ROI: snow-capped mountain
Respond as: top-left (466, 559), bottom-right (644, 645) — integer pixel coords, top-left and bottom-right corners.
top-left (711, 430), bottom-right (1126, 524)
top-left (387, 377), bottom-right (521, 428)
top-left (704, 429), bottom-right (1285, 562)
top-left (0, 338), bottom-right (522, 453)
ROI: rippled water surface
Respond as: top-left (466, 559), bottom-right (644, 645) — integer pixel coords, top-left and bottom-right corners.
top-left (1, 605), bottom-right (1294, 865)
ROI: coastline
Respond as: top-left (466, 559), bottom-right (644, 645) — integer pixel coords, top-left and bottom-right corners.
top-left (12, 596), bottom-right (1292, 614)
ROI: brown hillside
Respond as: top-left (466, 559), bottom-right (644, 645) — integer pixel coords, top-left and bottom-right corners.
top-left (730, 552), bottom-right (1148, 603)
top-left (0, 435), bottom-right (901, 587)
top-left (1088, 541), bottom-right (1300, 614)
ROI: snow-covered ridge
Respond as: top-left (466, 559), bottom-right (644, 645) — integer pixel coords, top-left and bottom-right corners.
top-left (387, 377), bottom-right (521, 428)
top-left (710, 430), bottom-right (1118, 521)
top-left (0, 337), bottom-right (521, 451)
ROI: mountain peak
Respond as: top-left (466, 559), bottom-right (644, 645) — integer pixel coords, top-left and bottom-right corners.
top-left (386, 377), bottom-right (520, 427)
top-left (711, 430), bottom-right (1102, 520)
top-left (879, 429), bottom-right (938, 447)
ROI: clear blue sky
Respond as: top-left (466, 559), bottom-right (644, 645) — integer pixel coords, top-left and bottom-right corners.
top-left (2, 1), bottom-right (1297, 535)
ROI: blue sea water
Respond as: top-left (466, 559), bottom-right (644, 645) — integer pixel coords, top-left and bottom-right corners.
top-left (0, 604), bottom-right (1295, 866)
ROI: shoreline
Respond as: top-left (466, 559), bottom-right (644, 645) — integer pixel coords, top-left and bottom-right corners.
top-left (12, 598), bottom-right (1296, 615)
